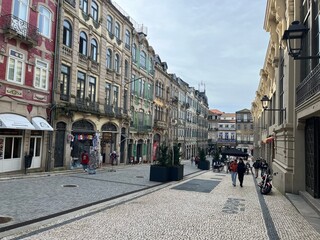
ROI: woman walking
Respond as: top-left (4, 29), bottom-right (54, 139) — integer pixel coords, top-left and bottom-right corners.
top-left (229, 159), bottom-right (238, 187)
top-left (237, 158), bottom-right (246, 187)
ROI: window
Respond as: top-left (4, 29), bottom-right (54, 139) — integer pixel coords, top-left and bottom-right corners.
top-left (105, 82), bottom-right (111, 105)
top-left (131, 74), bottom-right (136, 93)
top-left (88, 76), bottom-right (96, 102)
top-left (139, 78), bottom-right (145, 97)
top-left (225, 133), bottom-right (229, 139)
top-left (106, 49), bottom-right (112, 69)
top-left (91, 1), bottom-right (98, 22)
top-left (115, 22), bottom-right (120, 39)
top-left (7, 49), bottom-right (24, 84)
top-left (34, 60), bottom-right (48, 90)
top-left (113, 86), bottom-right (119, 107)
top-left (63, 20), bottom-right (72, 47)
top-left (60, 64), bottom-right (70, 100)
top-left (38, 6), bottom-right (51, 38)
top-left (132, 43), bottom-right (136, 62)
top-left (80, 0), bottom-right (88, 14)
top-left (107, 15), bottom-right (113, 33)
top-left (90, 39), bottom-right (98, 61)
top-left (114, 54), bottom-right (120, 73)
top-left (79, 32), bottom-right (87, 55)
top-left (124, 60), bottom-right (129, 78)
top-left (125, 30), bottom-right (130, 49)
top-left (4, 137), bottom-right (22, 159)
top-left (140, 51), bottom-right (146, 69)
top-left (77, 71), bottom-right (86, 99)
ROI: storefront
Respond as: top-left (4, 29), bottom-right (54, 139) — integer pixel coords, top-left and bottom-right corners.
top-left (0, 114), bottom-right (53, 173)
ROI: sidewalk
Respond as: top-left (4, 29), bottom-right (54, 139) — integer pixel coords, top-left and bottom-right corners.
top-left (1, 161), bottom-right (320, 239)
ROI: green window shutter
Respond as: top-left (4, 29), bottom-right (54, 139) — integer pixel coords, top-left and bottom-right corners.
top-left (143, 143), bottom-right (147, 155)
top-left (133, 143), bottom-right (137, 157)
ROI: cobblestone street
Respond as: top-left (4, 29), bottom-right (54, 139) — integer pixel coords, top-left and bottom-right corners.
top-left (1, 161), bottom-right (319, 239)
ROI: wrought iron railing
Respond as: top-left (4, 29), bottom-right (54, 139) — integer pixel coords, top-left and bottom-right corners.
top-left (296, 63), bottom-right (320, 106)
top-left (0, 14), bottom-right (39, 44)
top-left (75, 98), bottom-right (99, 112)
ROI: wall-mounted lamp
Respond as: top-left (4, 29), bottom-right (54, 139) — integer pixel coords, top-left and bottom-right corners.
top-left (282, 21), bottom-right (320, 60)
top-left (261, 95), bottom-right (286, 119)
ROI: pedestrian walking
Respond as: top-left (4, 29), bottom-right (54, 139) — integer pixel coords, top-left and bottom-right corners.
top-left (229, 159), bottom-right (238, 186)
top-left (253, 158), bottom-right (261, 178)
top-left (81, 150), bottom-right (89, 172)
top-left (110, 151), bottom-right (118, 165)
top-left (237, 158), bottom-right (246, 187)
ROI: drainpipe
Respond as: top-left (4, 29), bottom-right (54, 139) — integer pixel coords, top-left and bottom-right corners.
top-left (46, 0), bottom-right (61, 171)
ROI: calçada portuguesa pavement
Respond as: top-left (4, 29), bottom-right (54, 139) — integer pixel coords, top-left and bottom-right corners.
top-left (0, 160), bottom-right (320, 240)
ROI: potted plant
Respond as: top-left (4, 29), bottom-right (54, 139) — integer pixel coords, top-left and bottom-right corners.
top-left (198, 148), bottom-right (210, 170)
top-left (168, 144), bottom-right (184, 181)
top-left (149, 142), bottom-right (170, 182)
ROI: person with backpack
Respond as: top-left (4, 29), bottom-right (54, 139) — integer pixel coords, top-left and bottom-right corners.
top-left (237, 158), bottom-right (246, 187)
top-left (253, 158), bottom-right (261, 178)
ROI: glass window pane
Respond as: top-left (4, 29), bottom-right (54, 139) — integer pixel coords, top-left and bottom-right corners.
top-left (4, 137), bottom-right (13, 159)
top-left (13, 137), bottom-right (22, 158)
top-left (36, 138), bottom-right (41, 157)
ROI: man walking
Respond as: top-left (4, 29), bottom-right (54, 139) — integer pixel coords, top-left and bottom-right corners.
top-left (229, 159), bottom-right (238, 186)
top-left (253, 158), bottom-right (261, 178)
top-left (237, 158), bottom-right (246, 187)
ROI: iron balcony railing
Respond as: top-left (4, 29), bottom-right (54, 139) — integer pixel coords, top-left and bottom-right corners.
top-left (296, 63), bottom-right (320, 106)
top-left (76, 98), bottom-right (99, 112)
top-left (0, 14), bottom-right (40, 45)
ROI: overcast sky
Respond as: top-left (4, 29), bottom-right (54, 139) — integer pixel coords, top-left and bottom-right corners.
top-left (113, 0), bottom-right (269, 113)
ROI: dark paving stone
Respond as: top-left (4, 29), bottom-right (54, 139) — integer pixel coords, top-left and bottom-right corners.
top-left (172, 179), bottom-right (220, 193)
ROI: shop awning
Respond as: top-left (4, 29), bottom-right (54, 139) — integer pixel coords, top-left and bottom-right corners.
top-left (0, 114), bottom-right (35, 130)
top-left (263, 136), bottom-right (274, 144)
top-left (32, 117), bottom-right (53, 131)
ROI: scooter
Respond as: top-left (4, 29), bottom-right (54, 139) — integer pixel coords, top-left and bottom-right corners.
top-left (258, 171), bottom-right (272, 194)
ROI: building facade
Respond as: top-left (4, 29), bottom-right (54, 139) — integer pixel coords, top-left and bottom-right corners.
top-left (207, 109), bottom-right (223, 154)
top-left (235, 108), bottom-right (253, 155)
top-left (0, 0), bottom-right (56, 173)
top-left (252, 0), bottom-right (320, 199)
top-left (0, 0), bottom-right (210, 174)
top-left (217, 113), bottom-right (236, 151)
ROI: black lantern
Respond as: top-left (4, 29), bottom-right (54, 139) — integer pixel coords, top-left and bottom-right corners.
top-left (261, 95), bottom-right (270, 109)
top-left (282, 21), bottom-right (308, 58)
top-left (260, 95), bottom-right (286, 119)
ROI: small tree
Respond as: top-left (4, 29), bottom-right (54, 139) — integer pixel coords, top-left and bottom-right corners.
top-left (169, 144), bottom-right (181, 166)
top-left (156, 142), bottom-right (169, 166)
top-left (198, 148), bottom-right (206, 162)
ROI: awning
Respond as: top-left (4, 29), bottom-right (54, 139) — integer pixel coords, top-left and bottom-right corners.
top-left (32, 117), bottom-right (53, 131)
top-left (262, 136), bottom-right (274, 144)
top-left (0, 114), bottom-right (35, 130)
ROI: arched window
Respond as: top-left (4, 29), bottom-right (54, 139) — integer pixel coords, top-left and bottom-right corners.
top-left (125, 30), bottom-right (130, 49)
top-left (115, 22), bottom-right (120, 39)
top-left (79, 31), bottom-right (87, 55)
top-left (63, 20), bottom-right (72, 47)
top-left (91, 1), bottom-right (98, 22)
top-left (115, 54), bottom-right (120, 73)
top-left (132, 43), bottom-right (136, 62)
top-left (106, 49), bottom-right (112, 69)
top-left (38, 6), bottom-right (51, 38)
top-left (107, 15), bottom-right (113, 33)
top-left (140, 51), bottom-right (146, 69)
top-left (90, 38), bottom-right (98, 61)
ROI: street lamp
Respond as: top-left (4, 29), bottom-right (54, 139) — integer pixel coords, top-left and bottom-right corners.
top-left (260, 95), bottom-right (286, 119)
top-left (282, 21), bottom-right (320, 60)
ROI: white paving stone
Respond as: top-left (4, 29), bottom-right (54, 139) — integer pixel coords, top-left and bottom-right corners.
top-left (3, 171), bottom-right (320, 240)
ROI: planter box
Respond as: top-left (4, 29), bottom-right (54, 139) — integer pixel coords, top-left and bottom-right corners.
top-left (169, 165), bottom-right (184, 181)
top-left (198, 160), bottom-right (210, 170)
top-left (149, 165), bottom-right (169, 182)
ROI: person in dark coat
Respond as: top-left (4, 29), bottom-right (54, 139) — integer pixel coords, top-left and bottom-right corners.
top-left (237, 158), bottom-right (246, 187)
